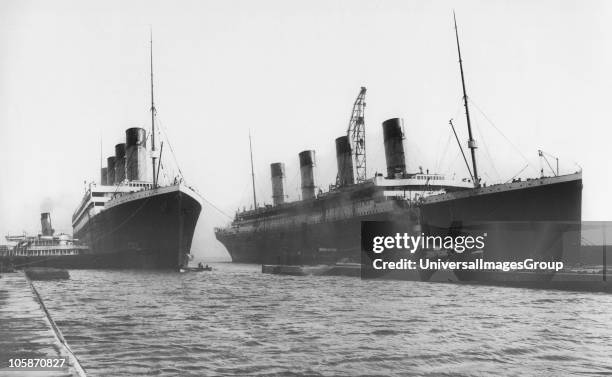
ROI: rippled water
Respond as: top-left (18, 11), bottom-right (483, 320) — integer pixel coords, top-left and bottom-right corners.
top-left (33, 263), bottom-right (612, 376)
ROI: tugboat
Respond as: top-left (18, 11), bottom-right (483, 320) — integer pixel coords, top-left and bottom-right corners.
top-left (1, 213), bottom-right (90, 269)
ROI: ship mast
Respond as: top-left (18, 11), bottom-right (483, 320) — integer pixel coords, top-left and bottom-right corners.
top-left (150, 31), bottom-right (158, 188)
top-left (453, 12), bottom-right (480, 188)
top-left (249, 131), bottom-right (257, 209)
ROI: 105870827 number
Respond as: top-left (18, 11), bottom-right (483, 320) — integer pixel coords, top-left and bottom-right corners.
top-left (7, 358), bottom-right (66, 369)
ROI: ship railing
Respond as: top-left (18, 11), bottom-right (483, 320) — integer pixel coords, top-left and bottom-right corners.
top-left (72, 191), bottom-right (94, 221)
top-left (110, 181), bottom-right (155, 198)
top-left (9, 246), bottom-right (90, 256)
top-left (25, 244), bottom-right (89, 251)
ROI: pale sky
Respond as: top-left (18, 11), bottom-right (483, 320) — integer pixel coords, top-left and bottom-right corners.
top-left (1, 0), bottom-right (610, 260)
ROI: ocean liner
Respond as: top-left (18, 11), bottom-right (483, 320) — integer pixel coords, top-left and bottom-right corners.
top-left (215, 16), bottom-right (582, 281)
top-left (71, 38), bottom-right (202, 269)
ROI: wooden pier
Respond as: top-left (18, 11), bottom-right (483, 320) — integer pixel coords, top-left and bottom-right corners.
top-left (0, 272), bottom-right (86, 377)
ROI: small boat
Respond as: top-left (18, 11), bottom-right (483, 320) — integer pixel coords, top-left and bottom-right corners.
top-left (179, 265), bottom-right (212, 273)
top-left (24, 267), bottom-right (70, 280)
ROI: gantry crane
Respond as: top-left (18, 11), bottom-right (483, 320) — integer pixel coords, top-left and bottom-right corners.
top-left (347, 87), bottom-right (367, 183)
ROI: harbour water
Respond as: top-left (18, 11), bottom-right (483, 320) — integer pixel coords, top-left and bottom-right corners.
top-left (33, 263), bottom-right (612, 376)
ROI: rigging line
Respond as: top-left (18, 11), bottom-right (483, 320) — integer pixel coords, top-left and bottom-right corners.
top-left (543, 158), bottom-right (556, 177)
top-left (112, 179), bottom-right (123, 195)
top-left (436, 131), bottom-right (453, 173)
top-left (159, 160), bottom-right (169, 185)
top-left (156, 117), bottom-right (185, 181)
top-left (436, 97), bottom-right (465, 172)
top-left (238, 149), bottom-right (256, 205)
top-left (468, 98), bottom-right (536, 172)
top-left (432, 130), bottom-right (446, 173)
top-left (155, 119), bottom-right (177, 176)
top-left (504, 164), bottom-right (529, 184)
top-left (191, 188), bottom-right (234, 220)
top-left (441, 150), bottom-right (463, 176)
top-left (449, 119), bottom-right (473, 181)
top-left (144, 129), bottom-right (151, 146)
top-left (248, 131), bottom-right (257, 208)
top-left (248, 158), bottom-right (268, 207)
top-left (203, 198), bottom-right (234, 220)
top-left (472, 115), bottom-right (501, 181)
top-left (237, 180), bottom-right (250, 207)
top-left (432, 123), bottom-right (447, 171)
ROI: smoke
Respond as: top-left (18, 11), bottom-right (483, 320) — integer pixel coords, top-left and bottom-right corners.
top-left (40, 196), bottom-right (55, 212)
top-left (35, 194), bottom-right (75, 235)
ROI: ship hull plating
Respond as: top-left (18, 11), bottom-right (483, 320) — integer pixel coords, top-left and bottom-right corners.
top-left (216, 175), bottom-right (582, 282)
top-left (217, 203), bottom-right (419, 266)
top-left (48, 187), bottom-right (202, 269)
top-left (77, 188), bottom-right (201, 269)
top-left (420, 177), bottom-right (582, 257)
top-left (420, 176), bottom-right (582, 282)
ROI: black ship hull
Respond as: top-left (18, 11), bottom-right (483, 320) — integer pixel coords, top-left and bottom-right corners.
top-left (419, 174), bottom-right (582, 282)
top-left (216, 174), bottom-right (582, 282)
top-left (217, 203), bottom-right (418, 265)
top-left (69, 185), bottom-right (201, 269)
